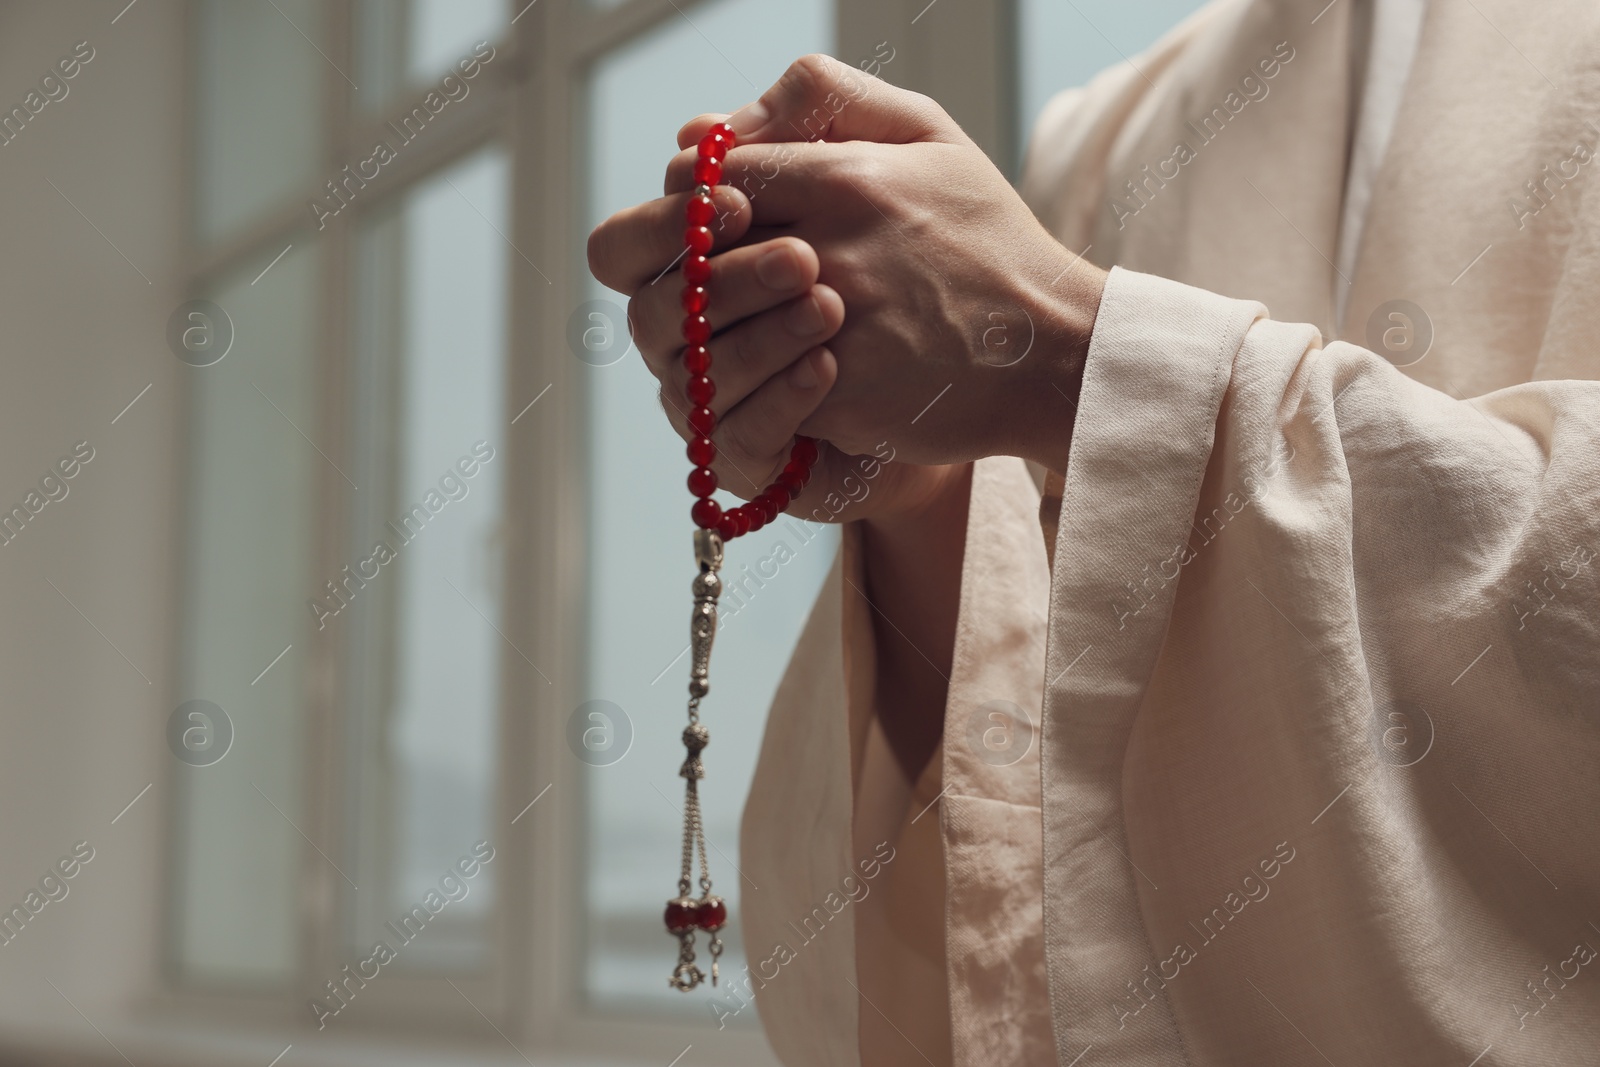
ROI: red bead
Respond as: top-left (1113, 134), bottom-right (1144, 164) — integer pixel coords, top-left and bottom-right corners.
top-left (708, 121), bottom-right (736, 145)
top-left (683, 345), bottom-right (711, 373)
top-left (688, 466), bottom-right (718, 497)
top-left (686, 194), bottom-right (715, 226)
top-left (682, 286), bottom-right (709, 314)
top-left (665, 897), bottom-right (698, 933)
top-left (683, 315), bottom-right (711, 346)
top-left (745, 506), bottom-right (766, 533)
top-left (781, 462), bottom-right (809, 494)
top-left (688, 406), bottom-right (716, 434)
top-left (685, 226), bottom-right (713, 256)
top-left (693, 156), bottom-right (723, 187)
top-left (691, 497), bottom-right (722, 529)
top-left (698, 132), bottom-right (729, 161)
top-left (684, 254), bottom-right (712, 285)
top-left (697, 895), bottom-right (727, 931)
top-left (732, 506), bottom-right (751, 537)
top-left (758, 492), bottom-right (781, 522)
top-left (688, 436), bottom-right (716, 466)
top-left (686, 374), bottom-right (715, 405)
top-left (791, 436), bottom-right (818, 466)
top-left (716, 513), bottom-right (739, 541)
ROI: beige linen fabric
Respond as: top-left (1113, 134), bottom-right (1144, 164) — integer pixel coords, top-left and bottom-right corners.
top-left (740, 0), bottom-right (1600, 1063)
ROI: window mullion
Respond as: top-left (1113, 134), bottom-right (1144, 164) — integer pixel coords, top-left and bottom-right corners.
top-left (299, 0), bottom-right (360, 1018)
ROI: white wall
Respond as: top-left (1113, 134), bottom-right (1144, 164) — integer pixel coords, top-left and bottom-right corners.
top-left (0, 0), bottom-right (183, 1039)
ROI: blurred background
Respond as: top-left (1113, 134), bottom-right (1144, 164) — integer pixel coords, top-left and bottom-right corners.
top-left (0, 0), bottom-right (1203, 1063)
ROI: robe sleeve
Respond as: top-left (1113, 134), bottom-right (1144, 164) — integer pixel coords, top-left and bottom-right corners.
top-left (1038, 265), bottom-right (1600, 1064)
top-left (738, 459), bottom-right (1054, 1067)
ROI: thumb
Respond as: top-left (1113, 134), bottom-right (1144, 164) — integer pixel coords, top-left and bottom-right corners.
top-left (723, 53), bottom-right (965, 147)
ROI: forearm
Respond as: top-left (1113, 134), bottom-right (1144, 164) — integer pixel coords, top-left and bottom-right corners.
top-left (858, 461), bottom-right (972, 782)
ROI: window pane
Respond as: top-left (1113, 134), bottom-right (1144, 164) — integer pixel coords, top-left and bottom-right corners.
top-left (408, 0), bottom-right (505, 83)
top-left (194, 0), bottom-right (324, 242)
top-left (355, 0), bottom-right (507, 110)
top-left (344, 146), bottom-right (510, 971)
top-left (171, 244), bottom-right (322, 986)
top-left (583, 0), bottom-right (836, 1012)
top-left (1017, 0), bottom-right (1210, 170)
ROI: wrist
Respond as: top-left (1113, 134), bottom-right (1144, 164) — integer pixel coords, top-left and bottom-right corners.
top-left (861, 461), bottom-right (971, 544)
top-left (1010, 249), bottom-right (1106, 471)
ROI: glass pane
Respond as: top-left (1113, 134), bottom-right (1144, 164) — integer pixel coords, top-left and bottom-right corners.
top-left (355, 0), bottom-right (508, 111)
top-left (171, 243), bottom-right (322, 986)
top-left (344, 146), bottom-right (510, 971)
top-left (583, 0), bottom-right (837, 1013)
top-left (194, 0), bottom-right (324, 242)
top-left (1017, 0), bottom-right (1210, 171)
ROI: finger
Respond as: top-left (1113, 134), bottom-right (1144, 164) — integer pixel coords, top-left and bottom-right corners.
top-left (713, 347), bottom-right (838, 497)
top-left (664, 139), bottom-right (878, 226)
top-left (663, 136), bottom-right (816, 203)
top-left (677, 112), bottom-right (731, 151)
top-left (628, 236), bottom-right (819, 364)
top-left (677, 285), bottom-right (844, 418)
top-left (725, 53), bottom-right (963, 146)
top-left (588, 184), bottom-right (751, 295)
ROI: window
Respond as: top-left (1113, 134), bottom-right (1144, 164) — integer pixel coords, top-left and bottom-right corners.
top-left (166, 0), bottom-right (1184, 1060)
top-left (173, 0), bottom-right (517, 1032)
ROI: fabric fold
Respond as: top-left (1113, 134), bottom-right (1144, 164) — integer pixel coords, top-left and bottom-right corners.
top-left (738, 545), bottom-right (863, 1066)
top-left (942, 456), bottom-right (1054, 1065)
top-left (1040, 266), bottom-right (1265, 1065)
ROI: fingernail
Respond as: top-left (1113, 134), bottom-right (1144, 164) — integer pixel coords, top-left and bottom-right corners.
top-left (729, 100), bottom-right (769, 135)
top-left (789, 351), bottom-right (819, 390)
top-left (785, 295), bottom-right (825, 337)
top-left (757, 246), bottom-right (802, 290)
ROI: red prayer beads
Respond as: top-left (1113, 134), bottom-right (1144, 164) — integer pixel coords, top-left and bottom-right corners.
top-left (676, 120), bottom-right (817, 535)
top-left (664, 123), bottom-right (822, 983)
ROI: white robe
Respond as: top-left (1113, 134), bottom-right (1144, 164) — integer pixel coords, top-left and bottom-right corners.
top-left (738, 0), bottom-right (1600, 1063)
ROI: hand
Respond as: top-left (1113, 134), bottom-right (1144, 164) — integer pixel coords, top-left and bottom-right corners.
top-left (665, 54), bottom-right (1108, 472)
top-left (587, 98), bottom-right (963, 526)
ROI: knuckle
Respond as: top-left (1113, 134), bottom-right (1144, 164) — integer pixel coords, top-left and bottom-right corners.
top-left (728, 320), bottom-right (760, 376)
top-left (625, 292), bottom-right (654, 333)
top-left (823, 245), bottom-right (861, 290)
top-left (720, 414), bottom-right (764, 468)
top-left (791, 53), bottom-right (841, 88)
top-left (624, 297), bottom-right (645, 340)
top-left (656, 386), bottom-right (690, 439)
top-left (586, 222), bottom-right (614, 287)
top-left (632, 312), bottom-right (675, 382)
top-left (819, 151), bottom-right (879, 200)
top-left (664, 151), bottom-right (695, 194)
top-left (904, 88), bottom-right (940, 115)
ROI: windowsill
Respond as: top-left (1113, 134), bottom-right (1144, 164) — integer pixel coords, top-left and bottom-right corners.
top-left (0, 1019), bottom-right (681, 1067)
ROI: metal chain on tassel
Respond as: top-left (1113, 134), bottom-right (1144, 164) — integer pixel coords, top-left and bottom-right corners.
top-left (665, 533), bottom-right (727, 992)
